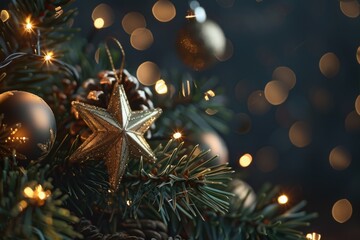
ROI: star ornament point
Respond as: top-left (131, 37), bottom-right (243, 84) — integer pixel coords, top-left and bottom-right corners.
top-left (70, 84), bottom-right (162, 190)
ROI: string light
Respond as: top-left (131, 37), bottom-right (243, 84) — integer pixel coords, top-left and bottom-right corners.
top-left (155, 79), bottom-right (168, 94)
top-left (172, 131), bottom-right (182, 140)
top-left (1, 10), bottom-right (10, 22)
top-left (43, 51), bottom-right (54, 62)
top-left (23, 184), bottom-right (51, 206)
top-left (94, 18), bottom-right (105, 29)
top-left (306, 232), bottom-right (321, 240)
top-left (277, 194), bottom-right (289, 204)
top-left (204, 90), bottom-right (215, 101)
top-left (24, 17), bottom-right (34, 32)
top-left (4, 125), bottom-right (28, 144)
top-left (239, 153), bottom-right (252, 167)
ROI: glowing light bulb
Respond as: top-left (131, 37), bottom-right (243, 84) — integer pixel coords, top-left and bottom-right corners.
top-left (239, 153), bottom-right (252, 167)
top-left (306, 233), bottom-right (321, 240)
top-left (94, 18), bottom-right (105, 29)
top-left (173, 132), bottom-right (182, 139)
top-left (44, 52), bottom-right (54, 62)
top-left (24, 17), bottom-right (33, 32)
top-left (278, 194), bottom-right (289, 204)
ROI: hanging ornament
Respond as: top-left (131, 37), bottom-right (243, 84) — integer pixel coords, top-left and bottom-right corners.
top-left (228, 179), bottom-right (257, 211)
top-left (189, 130), bottom-right (229, 166)
top-left (0, 91), bottom-right (56, 162)
top-left (69, 69), bottom-right (154, 141)
top-left (176, 2), bottom-right (226, 71)
top-left (69, 83), bottom-right (162, 191)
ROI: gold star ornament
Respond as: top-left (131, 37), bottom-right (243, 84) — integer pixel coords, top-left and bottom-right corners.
top-left (69, 83), bottom-right (162, 190)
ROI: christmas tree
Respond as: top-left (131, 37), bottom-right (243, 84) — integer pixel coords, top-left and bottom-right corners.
top-left (0, 1), bottom-right (319, 239)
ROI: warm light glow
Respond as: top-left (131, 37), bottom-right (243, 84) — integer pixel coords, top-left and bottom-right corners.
top-left (345, 110), bottom-right (360, 131)
top-left (23, 184), bottom-right (51, 205)
top-left (1, 10), bottom-right (10, 22)
top-left (23, 187), bottom-right (34, 198)
top-left (172, 131), bottom-right (182, 139)
top-left (182, 80), bottom-right (193, 97)
top-left (319, 52), bottom-right (340, 78)
top-left (264, 80), bottom-right (289, 105)
top-left (306, 233), bottom-right (321, 240)
top-left (24, 17), bottom-right (33, 32)
top-left (329, 146), bottom-right (351, 170)
top-left (152, 0), bottom-right (176, 22)
top-left (130, 28), bottom-right (153, 50)
top-left (136, 61), bottom-right (160, 86)
top-left (289, 121), bottom-right (312, 148)
top-left (43, 52), bottom-right (54, 62)
top-left (122, 12), bottom-right (146, 34)
top-left (94, 18), bottom-right (105, 29)
top-left (272, 66), bottom-right (296, 90)
top-left (239, 153), bottom-right (252, 167)
top-left (155, 79), bottom-right (168, 94)
top-left (355, 95), bottom-right (360, 115)
top-left (340, 0), bottom-right (360, 18)
top-left (204, 90), bottom-right (216, 101)
top-left (126, 200), bottom-right (132, 206)
top-left (91, 3), bottom-right (114, 28)
top-left (278, 194), bottom-right (289, 204)
top-left (332, 199), bottom-right (353, 223)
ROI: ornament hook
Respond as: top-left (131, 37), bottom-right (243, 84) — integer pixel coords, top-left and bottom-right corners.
top-left (104, 37), bottom-right (126, 83)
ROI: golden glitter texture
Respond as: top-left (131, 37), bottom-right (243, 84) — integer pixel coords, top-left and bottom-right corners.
top-left (70, 84), bottom-right (162, 190)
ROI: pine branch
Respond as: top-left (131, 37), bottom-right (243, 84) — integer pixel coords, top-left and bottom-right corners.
top-left (153, 72), bottom-right (233, 136)
top-left (120, 140), bottom-right (234, 225)
top-left (191, 183), bottom-right (318, 240)
top-left (0, 158), bottom-right (81, 239)
top-left (0, 0), bottom-right (77, 59)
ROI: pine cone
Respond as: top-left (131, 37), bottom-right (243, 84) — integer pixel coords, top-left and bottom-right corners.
top-left (69, 69), bottom-right (154, 141)
top-left (75, 218), bottom-right (142, 240)
top-left (119, 219), bottom-right (169, 240)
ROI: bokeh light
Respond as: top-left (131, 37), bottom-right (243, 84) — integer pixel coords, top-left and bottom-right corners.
top-left (247, 90), bottom-right (271, 115)
top-left (339, 0), bottom-right (360, 18)
top-left (289, 121), bottom-right (312, 148)
top-left (329, 146), bottom-right (351, 170)
top-left (357, 46), bottom-right (360, 64)
top-left (152, 0), bottom-right (176, 22)
top-left (130, 28), bottom-right (154, 50)
top-left (239, 153), bottom-right (252, 167)
top-left (272, 66), bottom-right (296, 90)
top-left (332, 199), bottom-right (353, 223)
top-left (355, 95), bottom-right (360, 115)
top-left (319, 52), bottom-right (340, 78)
top-left (278, 194), bottom-right (289, 204)
top-left (172, 131), bottom-right (182, 139)
top-left (122, 12), bottom-right (146, 35)
top-left (155, 79), bottom-right (168, 94)
top-left (91, 4), bottom-right (114, 28)
top-left (1, 10), bottom-right (10, 22)
top-left (255, 146), bottom-right (278, 172)
top-left (136, 61), bottom-right (160, 86)
top-left (93, 18), bottom-right (104, 29)
top-left (264, 80), bottom-right (289, 105)
top-left (204, 90), bottom-right (216, 101)
top-left (306, 233), bottom-right (322, 240)
top-left (345, 110), bottom-right (360, 131)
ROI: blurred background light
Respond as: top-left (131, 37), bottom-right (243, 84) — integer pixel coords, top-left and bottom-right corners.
top-left (136, 61), bottom-right (160, 86)
top-left (332, 199), bottom-right (353, 223)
